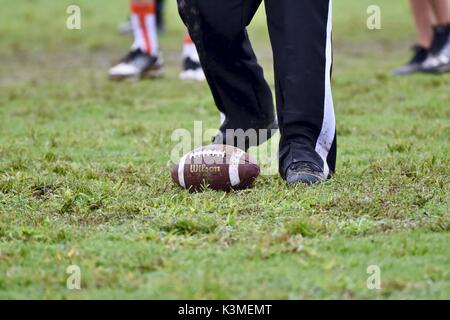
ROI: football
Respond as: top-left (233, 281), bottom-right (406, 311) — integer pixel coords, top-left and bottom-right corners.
top-left (171, 144), bottom-right (260, 191)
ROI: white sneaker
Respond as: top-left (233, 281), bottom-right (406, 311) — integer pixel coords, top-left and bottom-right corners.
top-left (179, 57), bottom-right (206, 81)
top-left (422, 25), bottom-right (450, 74)
top-left (109, 49), bottom-right (164, 80)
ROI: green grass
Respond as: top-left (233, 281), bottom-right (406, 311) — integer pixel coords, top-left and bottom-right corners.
top-left (0, 0), bottom-right (449, 299)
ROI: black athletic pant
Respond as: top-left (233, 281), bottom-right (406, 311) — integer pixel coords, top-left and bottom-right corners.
top-left (177, 0), bottom-right (337, 178)
top-left (156, 0), bottom-right (164, 31)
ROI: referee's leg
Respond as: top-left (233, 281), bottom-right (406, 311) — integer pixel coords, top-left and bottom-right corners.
top-left (177, 0), bottom-right (276, 138)
top-left (265, 0), bottom-right (337, 179)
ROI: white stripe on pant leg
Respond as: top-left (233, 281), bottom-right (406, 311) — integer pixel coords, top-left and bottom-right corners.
top-left (220, 112), bottom-right (226, 126)
top-left (315, 0), bottom-right (335, 178)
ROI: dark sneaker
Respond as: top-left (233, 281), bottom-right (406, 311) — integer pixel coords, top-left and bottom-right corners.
top-left (212, 118), bottom-right (278, 151)
top-left (109, 49), bottom-right (164, 80)
top-left (422, 24), bottom-right (450, 74)
top-left (286, 162), bottom-right (326, 186)
top-left (179, 57), bottom-right (206, 81)
top-left (393, 45), bottom-right (429, 76)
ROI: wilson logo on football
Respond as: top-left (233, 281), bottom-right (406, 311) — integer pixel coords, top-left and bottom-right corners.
top-left (190, 165), bottom-right (221, 173)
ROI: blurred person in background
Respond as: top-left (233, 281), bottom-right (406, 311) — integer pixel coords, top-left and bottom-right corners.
top-left (394, 0), bottom-right (450, 75)
top-left (109, 0), bottom-right (205, 81)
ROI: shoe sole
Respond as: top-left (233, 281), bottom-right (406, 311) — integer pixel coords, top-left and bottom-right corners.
top-left (286, 175), bottom-right (324, 186)
top-left (436, 62), bottom-right (450, 74)
top-left (421, 61), bottom-right (450, 75)
top-left (109, 66), bottom-right (165, 81)
top-left (179, 70), bottom-right (206, 81)
top-left (392, 69), bottom-right (424, 76)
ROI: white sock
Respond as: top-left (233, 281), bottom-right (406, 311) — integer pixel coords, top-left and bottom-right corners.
top-left (130, 2), bottom-right (159, 56)
top-left (182, 35), bottom-right (200, 62)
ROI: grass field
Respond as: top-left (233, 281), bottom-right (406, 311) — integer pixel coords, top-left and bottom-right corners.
top-left (0, 0), bottom-right (449, 299)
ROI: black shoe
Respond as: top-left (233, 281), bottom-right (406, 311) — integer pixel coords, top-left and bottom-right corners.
top-left (422, 24), bottom-right (450, 74)
top-left (109, 49), bottom-right (164, 80)
top-left (212, 118), bottom-right (278, 151)
top-left (393, 45), bottom-right (429, 76)
top-left (286, 162), bottom-right (326, 186)
top-left (179, 57), bottom-right (205, 81)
